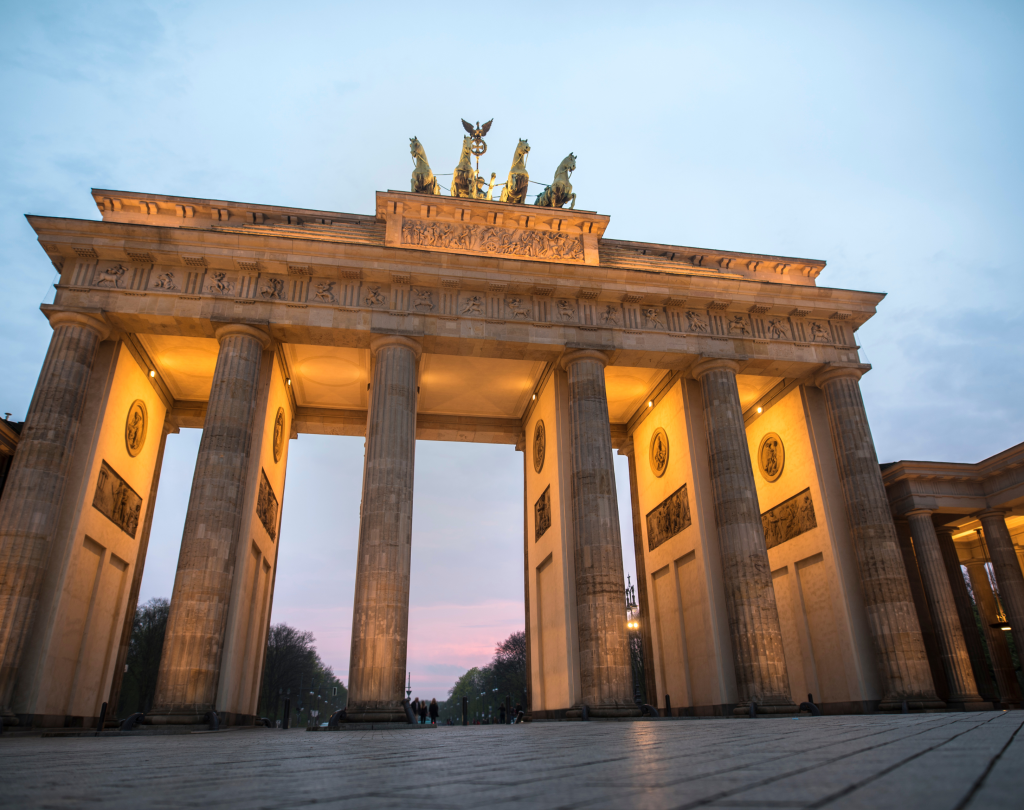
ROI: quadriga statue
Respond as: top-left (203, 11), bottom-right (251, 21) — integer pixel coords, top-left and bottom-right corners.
top-left (534, 153), bottom-right (576, 209)
top-left (500, 139), bottom-right (530, 204)
top-left (409, 137), bottom-right (440, 195)
top-left (451, 136), bottom-right (478, 198)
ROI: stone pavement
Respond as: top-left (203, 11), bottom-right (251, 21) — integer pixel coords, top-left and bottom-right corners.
top-left (0, 712), bottom-right (1021, 809)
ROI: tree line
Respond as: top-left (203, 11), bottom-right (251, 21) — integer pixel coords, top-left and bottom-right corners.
top-left (439, 631), bottom-right (526, 722)
top-left (118, 597), bottom-right (346, 726)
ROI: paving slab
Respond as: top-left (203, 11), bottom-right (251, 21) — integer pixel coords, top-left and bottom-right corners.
top-left (0, 714), bottom-right (1021, 809)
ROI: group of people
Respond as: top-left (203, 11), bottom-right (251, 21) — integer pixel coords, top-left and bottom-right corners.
top-left (410, 697), bottom-right (438, 725)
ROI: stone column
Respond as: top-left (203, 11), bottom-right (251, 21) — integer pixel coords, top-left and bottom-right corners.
top-left (965, 556), bottom-right (1022, 706)
top-left (0, 311), bottom-right (109, 721)
top-left (149, 324), bottom-right (271, 723)
top-left (905, 511), bottom-right (984, 708)
top-left (893, 519), bottom-right (948, 700)
top-left (694, 358), bottom-right (795, 714)
top-left (815, 367), bottom-right (942, 710)
top-left (618, 440), bottom-right (657, 707)
top-left (106, 422), bottom-right (174, 716)
top-left (978, 510), bottom-right (1024, 668)
top-left (561, 350), bottom-right (637, 717)
top-left (936, 527), bottom-right (999, 704)
top-left (346, 335), bottom-right (420, 723)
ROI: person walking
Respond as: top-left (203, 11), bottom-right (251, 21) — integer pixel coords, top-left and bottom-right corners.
top-left (419, 698), bottom-right (428, 725)
top-left (499, 703), bottom-right (506, 725)
top-left (429, 698), bottom-right (438, 725)
top-left (411, 697), bottom-right (420, 722)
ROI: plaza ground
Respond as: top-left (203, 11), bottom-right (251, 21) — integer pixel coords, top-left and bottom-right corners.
top-left (0, 712), bottom-right (1021, 809)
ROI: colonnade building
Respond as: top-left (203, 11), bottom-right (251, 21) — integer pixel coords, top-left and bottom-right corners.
top-left (1, 186), bottom-right (1016, 728)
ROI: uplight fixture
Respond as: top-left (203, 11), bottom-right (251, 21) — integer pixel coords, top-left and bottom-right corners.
top-left (286, 378), bottom-right (291, 386)
top-left (149, 369), bottom-right (156, 378)
top-left (757, 406), bottom-right (763, 414)
top-left (648, 401), bottom-right (653, 408)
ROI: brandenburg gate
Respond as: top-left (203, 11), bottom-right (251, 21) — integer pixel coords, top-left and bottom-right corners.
top-left (0, 138), bottom-right (972, 727)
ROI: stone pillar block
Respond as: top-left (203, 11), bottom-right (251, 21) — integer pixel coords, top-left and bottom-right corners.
top-left (965, 557), bottom-right (1022, 706)
top-left (346, 335), bottom-right (420, 723)
top-left (561, 349), bottom-right (638, 717)
top-left (0, 311), bottom-right (109, 720)
top-left (815, 367), bottom-right (942, 710)
top-left (149, 323), bottom-right (271, 723)
top-left (905, 511), bottom-right (984, 707)
top-left (978, 510), bottom-right (1024, 668)
top-left (935, 526), bottom-right (999, 705)
top-left (693, 358), bottom-right (795, 714)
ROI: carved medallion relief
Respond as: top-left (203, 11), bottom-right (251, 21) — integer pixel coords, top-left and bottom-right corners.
top-left (761, 488), bottom-right (816, 550)
top-left (533, 420), bottom-right (546, 474)
top-left (535, 485), bottom-right (552, 540)
top-left (93, 460), bottom-right (142, 538)
top-left (646, 484), bottom-right (691, 551)
top-left (125, 399), bottom-right (147, 458)
top-left (757, 433), bottom-right (785, 483)
top-left (273, 407), bottom-right (286, 463)
top-left (257, 469), bottom-right (279, 541)
top-left (649, 427), bottom-right (669, 478)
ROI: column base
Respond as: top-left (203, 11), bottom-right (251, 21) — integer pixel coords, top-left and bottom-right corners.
top-left (344, 707), bottom-right (409, 724)
top-left (565, 703), bottom-right (642, 719)
top-left (878, 696), bottom-right (947, 712)
top-left (732, 699), bottom-right (798, 716)
top-left (944, 698), bottom-right (994, 712)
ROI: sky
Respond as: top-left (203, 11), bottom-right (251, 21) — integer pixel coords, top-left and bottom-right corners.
top-left (1, 0), bottom-right (1022, 699)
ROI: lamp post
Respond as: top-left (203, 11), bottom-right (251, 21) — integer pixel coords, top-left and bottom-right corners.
top-left (625, 575), bottom-right (644, 705)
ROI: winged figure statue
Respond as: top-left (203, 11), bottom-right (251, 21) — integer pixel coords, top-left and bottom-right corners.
top-left (461, 119), bottom-right (493, 139)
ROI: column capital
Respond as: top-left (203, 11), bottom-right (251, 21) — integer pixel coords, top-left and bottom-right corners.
top-left (691, 357), bottom-right (739, 380)
top-left (214, 322), bottom-right (272, 349)
top-left (370, 334), bottom-right (422, 358)
top-left (44, 309), bottom-right (110, 341)
top-left (617, 437), bottom-right (636, 458)
top-left (906, 508), bottom-right (934, 518)
top-left (560, 348), bottom-right (608, 370)
top-left (978, 508), bottom-right (1008, 521)
top-left (814, 364), bottom-right (866, 388)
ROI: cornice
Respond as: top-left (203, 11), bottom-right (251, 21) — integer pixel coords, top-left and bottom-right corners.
top-left (27, 215), bottom-right (884, 327)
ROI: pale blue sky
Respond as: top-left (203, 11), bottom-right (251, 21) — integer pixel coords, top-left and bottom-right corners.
top-left (2, 1), bottom-right (1022, 697)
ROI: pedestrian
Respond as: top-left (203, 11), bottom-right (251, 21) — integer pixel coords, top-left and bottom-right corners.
top-left (411, 696), bottom-right (420, 722)
top-left (419, 698), bottom-right (428, 725)
top-left (429, 698), bottom-right (438, 725)
top-left (499, 703), bottom-right (506, 725)
top-left (514, 702), bottom-right (523, 723)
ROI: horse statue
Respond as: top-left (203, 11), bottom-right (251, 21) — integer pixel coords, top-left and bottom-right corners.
top-left (409, 137), bottom-right (440, 195)
top-left (451, 136), bottom-right (478, 198)
top-left (500, 139), bottom-right (531, 204)
top-left (534, 153), bottom-right (576, 209)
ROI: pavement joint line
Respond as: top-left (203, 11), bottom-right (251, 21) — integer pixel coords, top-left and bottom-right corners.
top-left (803, 713), bottom-right (1007, 809)
top-left (660, 715), bottom-right (999, 809)
top-left (953, 715), bottom-right (1024, 810)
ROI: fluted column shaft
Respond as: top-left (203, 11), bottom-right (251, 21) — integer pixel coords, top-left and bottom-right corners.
top-left (816, 367), bottom-right (941, 709)
top-left (562, 350), bottom-right (636, 715)
top-left (0, 312), bottom-right (108, 716)
top-left (347, 336), bottom-right (420, 722)
top-left (936, 527), bottom-right (998, 704)
top-left (150, 324), bottom-right (270, 720)
top-left (979, 511), bottom-right (1024, 666)
top-left (905, 511), bottom-right (983, 705)
top-left (695, 359), bottom-right (794, 713)
top-left (964, 559), bottom-right (1022, 706)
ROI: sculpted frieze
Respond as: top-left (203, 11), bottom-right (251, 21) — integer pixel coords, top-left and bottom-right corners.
top-left (93, 460), bottom-right (142, 538)
top-left (761, 488), bottom-right (816, 550)
top-left (646, 484), bottom-right (691, 551)
top-left (94, 264), bottom-right (127, 288)
top-left (401, 218), bottom-right (584, 262)
top-left (257, 468), bottom-right (279, 541)
top-left (313, 281), bottom-right (336, 303)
